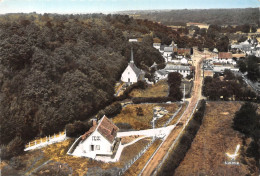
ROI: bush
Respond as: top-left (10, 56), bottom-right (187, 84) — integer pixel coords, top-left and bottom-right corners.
top-left (97, 102), bottom-right (122, 119)
top-left (115, 123), bottom-right (132, 130)
top-left (132, 97), bottom-right (174, 104)
top-left (65, 121), bottom-right (92, 137)
top-left (0, 137), bottom-right (25, 160)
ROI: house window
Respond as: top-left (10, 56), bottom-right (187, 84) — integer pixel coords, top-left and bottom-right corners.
top-left (96, 145), bottom-right (100, 150)
top-left (90, 145), bottom-right (94, 151)
top-left (128, 78), bottom-right (130, 83)
top-left (128, 72), bottom-right (130, 74)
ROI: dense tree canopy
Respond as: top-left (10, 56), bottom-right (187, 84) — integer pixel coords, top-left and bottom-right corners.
top-left (0, 13), bottom-right (167, 148)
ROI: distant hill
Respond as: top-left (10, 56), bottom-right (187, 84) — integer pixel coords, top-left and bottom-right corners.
top-left (118, 8), bottom-right (259, 26)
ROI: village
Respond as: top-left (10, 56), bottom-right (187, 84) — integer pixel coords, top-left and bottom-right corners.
top-left (18, 31), bottom-right (260, 175)
top-left (0, 4), bottom-right (260, 176)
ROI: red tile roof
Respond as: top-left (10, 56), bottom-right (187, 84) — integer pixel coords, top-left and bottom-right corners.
top-left (81, 122), bottom-right (97, 140)
top-left (97, 116), bottom-right (119, 143)
top-left (218, 52), bottom-right (232, 59)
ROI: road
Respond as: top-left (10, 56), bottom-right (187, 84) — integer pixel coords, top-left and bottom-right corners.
top-left (140, 49), bottom-right (206, 176)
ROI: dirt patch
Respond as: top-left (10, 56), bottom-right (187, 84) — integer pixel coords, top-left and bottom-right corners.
top-left (220, 112), bottom-right (229, 115)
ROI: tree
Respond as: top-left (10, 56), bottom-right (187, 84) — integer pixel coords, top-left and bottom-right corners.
top-left (168, 72), bottom-right (183, 101)
top-left (247, 56), bottom-right (260, 81)
top-left (237, 60), bottom-right (247, 73)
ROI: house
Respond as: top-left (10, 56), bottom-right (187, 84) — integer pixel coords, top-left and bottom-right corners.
top-left (155, 69), bottom-right (168, 82)
top-left (153, 43), bottom-right (161, 50)
top-left (164, 64), bottom-right (191, 78)
top-left (71, 116), bottom-right (119, 159)
top-left (163, 46), bottom-right (173, 62)
top-left (129, 39), bottom-right (138, 42)
top-left (121, 48), bottom-right (145, 84)
top-left (212, 52), bottom-right (236, 65)
top-left (180, 57), bottom-right (188, 65)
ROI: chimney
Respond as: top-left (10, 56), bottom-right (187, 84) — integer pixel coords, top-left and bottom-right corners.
top-left (92, 119), bottom-right (97, 126)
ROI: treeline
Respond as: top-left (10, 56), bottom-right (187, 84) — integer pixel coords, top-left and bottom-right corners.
top-left (158, 100), bottom-right (206, 176)
top-left (135, 8), bottom-right (259, 26)
top-left (202, 70), bottom-right (259, 102)
top-left (0, 13), bottom-right (168, 158)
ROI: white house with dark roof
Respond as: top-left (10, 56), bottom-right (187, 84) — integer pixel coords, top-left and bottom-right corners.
top-left (70, 115), bottom-right (119, 159)
top-left (121, 48), bottom-right (145, 84)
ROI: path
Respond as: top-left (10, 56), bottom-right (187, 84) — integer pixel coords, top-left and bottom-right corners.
top-left (140, 49), bottom-right (205, 176)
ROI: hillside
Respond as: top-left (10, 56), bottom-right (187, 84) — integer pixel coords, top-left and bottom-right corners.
top-left (0, 13), bottom-right (170, 155)
top-left (120, 8), bottom-right (259, 26)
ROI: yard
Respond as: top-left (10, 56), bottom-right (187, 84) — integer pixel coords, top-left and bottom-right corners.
top-left (174, 102), bottom-right (258, 176)
top-left (129, 80), bottom-right (168, 97)
top-left (112, 103), bottom-right (179, 130)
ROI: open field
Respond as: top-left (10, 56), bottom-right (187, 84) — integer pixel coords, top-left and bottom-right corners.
top-left (174, 102), bottom-right (257, 176)
top-left (129, 80), bottom-right (168, 98)
top-left (112, 103), bottom-right (179, 130)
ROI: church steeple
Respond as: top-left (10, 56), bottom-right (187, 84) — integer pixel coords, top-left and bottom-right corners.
top-left (130, 47), bottom-right (134, 63)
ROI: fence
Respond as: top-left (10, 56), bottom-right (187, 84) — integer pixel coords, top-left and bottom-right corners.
top-left (151, 99), bottom-right (200, 176)
top-left (24, 130), bottom-right (67, 151)
top-left (117, 137), bottom-right (156, 176)
top-left (163, 104), bottom-right (183, 127)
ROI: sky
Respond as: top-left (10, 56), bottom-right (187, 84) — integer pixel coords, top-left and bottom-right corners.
top-left (0, 0), bottom-right (259, 14)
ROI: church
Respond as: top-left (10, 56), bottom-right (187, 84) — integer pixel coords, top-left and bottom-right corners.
top-left (121, 48), bottom-right (145, 84)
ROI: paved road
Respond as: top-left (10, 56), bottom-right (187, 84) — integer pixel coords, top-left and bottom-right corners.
top-left (140, 49), bottom-right (205, 176)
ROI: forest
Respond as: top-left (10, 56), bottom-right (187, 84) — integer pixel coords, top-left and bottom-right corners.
top-left (0, 13), bottom-right (178, 158)
top-left (128, 8), bottom-right (259, 26)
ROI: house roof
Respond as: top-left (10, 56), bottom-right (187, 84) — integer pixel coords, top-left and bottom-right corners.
top-left (96, 115), bottom-right (119, 144)
top-left (218, 52), bottom-right (232, 59)
top-left (81, 121), bottom-right (98, 140)
top-left (156, 69), bottom-right (168, 76)
top-left (165, 64), bottom-right (191, 71)
top-left (164, 46), bottom-right (173, 52)
top-left (151, 62), bottom-right (157, 67)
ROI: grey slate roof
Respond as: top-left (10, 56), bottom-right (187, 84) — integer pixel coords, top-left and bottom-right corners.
top-left (129, 63), bottom-right (142, 76)
top-left (156, 69), bottom-right (168, 76)
top-left (165, 64), bottom-right (191, 71)
top-left (164, 46), bottom-right (173, 52)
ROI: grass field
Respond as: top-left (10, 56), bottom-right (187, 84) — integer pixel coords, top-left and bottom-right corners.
top-left (129, 80), bottom-right (168, 98)
top-left (174, 102), bottom-right (257, 176)
top-left (112, 103), bottom-right (179, 130)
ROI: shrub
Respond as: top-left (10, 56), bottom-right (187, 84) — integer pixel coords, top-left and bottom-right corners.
top-left (115, 123), bottom-right (132, 130)
top-left (65, 121), bottom-right (92, 137)
top-left (132, 97), bottom-right (174, 104)
top-left (0, 137), bottom-right (25, 160)
top-left (97, 102), bottom-right (122, 119)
